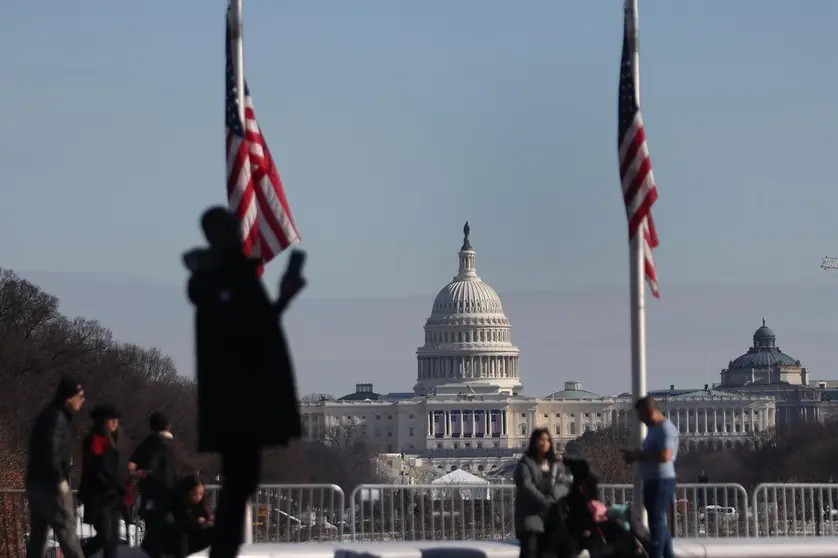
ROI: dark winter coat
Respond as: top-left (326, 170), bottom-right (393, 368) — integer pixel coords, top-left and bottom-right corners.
top-left (131, 433), bottom-right (178, 516)
top-left (78, 430), bottom-right (129, 524)
top-left (186, 250), bottom-right (302, 453)
top-left (514, 455), bottom-right (570, 535)
top-left (175, 497), bottom-right (213, 534)
top-left (26, 403), bottom-right (75, 488)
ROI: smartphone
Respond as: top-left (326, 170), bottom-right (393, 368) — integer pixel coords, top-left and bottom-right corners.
top-left (286, 249), bottom-right (306, 278)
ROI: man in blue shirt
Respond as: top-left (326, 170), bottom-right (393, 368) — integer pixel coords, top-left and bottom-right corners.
top-left (622, 396), bottom-right (678, 558)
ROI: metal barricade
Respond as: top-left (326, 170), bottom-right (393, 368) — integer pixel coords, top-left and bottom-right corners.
top-left (206, 484), bottom-right (346, 543)
top-left (349, 484), bottom-right (515, 542)
top-left (598, 483), bottom-right (750, 538)
top-left (0, 488), bottom-right (142, 558)
top-left (752, 483), bottom-right (838, 537)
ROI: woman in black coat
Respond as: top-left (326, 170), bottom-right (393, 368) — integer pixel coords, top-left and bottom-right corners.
top-left (514, 428), bottom-right (570, 558)
top-left (78, 405), bottom-right (128, 558)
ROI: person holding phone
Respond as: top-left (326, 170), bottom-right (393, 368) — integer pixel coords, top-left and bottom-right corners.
top-left (184, 206), bottom-right (305, 558)
top-left (621, 396), bottom-right (678, 558)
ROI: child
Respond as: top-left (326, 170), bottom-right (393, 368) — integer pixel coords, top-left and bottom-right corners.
top-left (173, 475), bottom-right (215, 557)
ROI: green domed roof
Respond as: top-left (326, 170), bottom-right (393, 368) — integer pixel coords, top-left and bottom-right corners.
top-left (547, 381), bottom-right (602, 400)
top-left (727, 319), bottom-right (801, 370)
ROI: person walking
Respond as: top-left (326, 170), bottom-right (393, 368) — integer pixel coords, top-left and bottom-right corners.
top-left (78, 404), bottom-right (128, 558)
top-left (184, 207), bottom-right (306, 558)
top-left (514, 427), bottom-right (570, 558)
top-left (130, 411), bottom-right (178, 558)
top-left (25, 376), bottom-right (86, 558)
top-left (622, 396), bottom-right (679, 558)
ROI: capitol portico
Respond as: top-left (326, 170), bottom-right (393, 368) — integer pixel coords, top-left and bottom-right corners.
top-left (298, 224), bottom-right (821, 476)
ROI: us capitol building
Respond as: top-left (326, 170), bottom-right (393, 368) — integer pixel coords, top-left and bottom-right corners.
top-left (300, 224), bottom-right (830, 476)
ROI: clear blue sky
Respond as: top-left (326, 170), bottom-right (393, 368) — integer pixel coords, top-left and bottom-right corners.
top-left (3, 1), bottom-right (838, 299)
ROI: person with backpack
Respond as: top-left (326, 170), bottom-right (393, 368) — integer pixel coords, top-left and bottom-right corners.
top-left (130, 411), bottom-right (178, 558)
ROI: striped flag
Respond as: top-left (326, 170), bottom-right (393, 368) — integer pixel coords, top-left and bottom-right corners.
top-left (225, 12), bottom-right (299, 272)
top-left (618, 2), bottom-right (659, 298)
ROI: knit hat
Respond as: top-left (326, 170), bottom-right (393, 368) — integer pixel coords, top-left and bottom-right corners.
top-left (54, 376), bottom-right (83, 403)
top-left (149, 411), bottom-right (170, 433)
top-left (90, 404), bottom-right (122, 422)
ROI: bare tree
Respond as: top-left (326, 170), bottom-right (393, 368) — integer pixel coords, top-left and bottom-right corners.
top-left (324, 420), bottom-right (365, 448)
top-left (300, 392), bottom-right (335, 404)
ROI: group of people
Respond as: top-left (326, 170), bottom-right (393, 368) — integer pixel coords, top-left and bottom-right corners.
top-left (25, 376), bottom-right (215, 558)
top-left (514, 396), bottom-right (679, 558)
top-left (24, 205), bottom-right (308, 558)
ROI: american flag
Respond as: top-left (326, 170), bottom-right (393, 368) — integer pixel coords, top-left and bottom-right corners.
top-left (618, 3), bottom-right (659, 298)
top-left (226, 12), bottom-right (299, 271)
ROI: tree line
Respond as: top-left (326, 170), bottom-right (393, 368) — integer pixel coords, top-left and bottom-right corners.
top-left (0, 268), bottom-right (385, 553)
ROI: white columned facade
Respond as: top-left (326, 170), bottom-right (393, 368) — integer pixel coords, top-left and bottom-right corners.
top-left (414, 224), bottom-right (522, 395)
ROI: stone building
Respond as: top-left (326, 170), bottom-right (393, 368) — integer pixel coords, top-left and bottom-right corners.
top-left (300, 224), bottom-right (780, 475)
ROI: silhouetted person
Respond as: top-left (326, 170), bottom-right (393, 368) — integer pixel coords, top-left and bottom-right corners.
top-left (78, 405), bottom-right (128, 558)
top-left (26, 376), bottom-right (86, 558)
top-left (184, 206), bottom-right (305, 558)
top-left (131, 411), bottom-right (178, 558)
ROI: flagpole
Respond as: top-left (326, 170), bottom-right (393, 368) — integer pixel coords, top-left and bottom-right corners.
top-left (626, 0), bottom-right (649, 529)
top-left (230, 0), bottom-right (246, 124)
top-left (227, 0), bottom-right (255, 544)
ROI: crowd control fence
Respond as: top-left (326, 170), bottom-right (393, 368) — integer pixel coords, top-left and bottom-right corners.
top-left (4, 481), bottom-right (838, 555)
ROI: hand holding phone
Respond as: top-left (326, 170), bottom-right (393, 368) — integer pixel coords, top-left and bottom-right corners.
top-left (277, 250), bottom-right (307, 312)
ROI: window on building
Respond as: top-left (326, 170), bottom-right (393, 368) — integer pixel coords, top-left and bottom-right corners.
top-left (543, 413), bottom-right (548, 418)
top-left (388, 415), bottom-right (392, 420)
top-left (477, 443), bottom-right (483, 449)
top-left (555, 413), bottom-right (561, 418)
top-left (570, 423), bottom-right (577, 435)
top-left (555, 425), bottom-right (561, 435)
top-left (409, 414), bottom-right (414, 419)
top-left (436, 443), bottom-right (443, 449)
top-left (465, 443), bottom-right (471, 448)
top-left (409, 427), bottom-right (414, 436)
top-left (453, 443), bottom-right (459, 449)
top-left (521, 413), bottom-right (526, 418)
top-left (493, 442), bottom-right (500, 448)
top-left (376, 415), bottom-right (381, 420)
top-left (520, 424), bottom-right (527, 435)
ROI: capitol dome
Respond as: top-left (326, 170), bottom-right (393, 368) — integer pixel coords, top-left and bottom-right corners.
top-left (414, 223), bottom-right (521, 395)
